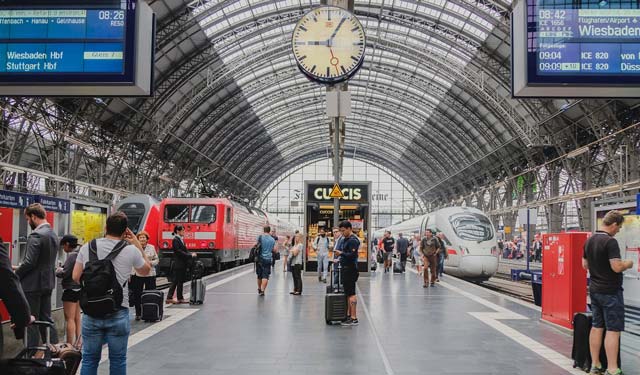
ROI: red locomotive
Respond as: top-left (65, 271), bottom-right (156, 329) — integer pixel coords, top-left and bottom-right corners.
top-left (156, 197), bottom-right (296, 274)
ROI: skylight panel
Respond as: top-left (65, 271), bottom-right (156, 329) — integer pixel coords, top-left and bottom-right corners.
top-left (199, 9), bottom-right (225, 28)
top-left (463, 23), bottom-right (488, 39)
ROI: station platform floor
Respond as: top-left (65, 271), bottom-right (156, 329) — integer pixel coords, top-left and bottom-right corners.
top-left (99, 263), bottom-right (640, 375)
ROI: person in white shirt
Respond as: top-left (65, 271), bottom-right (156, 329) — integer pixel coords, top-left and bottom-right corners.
top-left (312, 229), bottom-right (331, 283)
top-left (130, 231), bottom-right (159, 321)
top-left (72, 212), bottom-right (151, 375)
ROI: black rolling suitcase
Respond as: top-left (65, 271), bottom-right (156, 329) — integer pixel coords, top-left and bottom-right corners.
top-left (325, 264), bottom-right (347, 325)
top-left (572, 312), bottom-right (621, 372)
top-left (190, 260), bottom-right (206, 305)
top-left (141, 290), bottom-right (164, 322)
top-left (393, 261), bottom-right (404, 273)
top-left (0, 321), bottom-right (67, 375)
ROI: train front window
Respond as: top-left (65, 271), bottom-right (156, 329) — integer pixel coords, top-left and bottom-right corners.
top-left (448, 213), bottom-right (494, 242)
top-left (119, 203), bottom-right (145, 232)
top-left (165, 205), bottom-right (190, 222)
top-left (191, 205), bottom-right (216, 223)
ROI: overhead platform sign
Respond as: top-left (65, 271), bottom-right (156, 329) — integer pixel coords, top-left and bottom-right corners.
top-left (513, 1), bottom-right (640, 97)
top-left (0, 0), bottom-right (155, 97)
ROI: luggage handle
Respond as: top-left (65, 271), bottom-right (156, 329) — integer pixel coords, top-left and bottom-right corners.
top-left (23, 321), bottom-right (54, 347)
top-left (19, 321), bottom-right (56, 359)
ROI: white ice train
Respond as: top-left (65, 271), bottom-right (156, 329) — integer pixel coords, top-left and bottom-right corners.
top-left (377, 206), bottom-right (499, 281)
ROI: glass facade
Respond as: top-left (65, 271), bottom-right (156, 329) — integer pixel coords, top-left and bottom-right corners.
top-left (260, 158), bottom-right (425, 231)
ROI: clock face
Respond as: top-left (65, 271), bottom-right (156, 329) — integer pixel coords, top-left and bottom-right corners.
top-left (292, 6), bottom-right (366, 84)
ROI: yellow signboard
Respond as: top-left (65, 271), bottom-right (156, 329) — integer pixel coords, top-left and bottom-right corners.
top-left (71, 210), bottom-right (106, 245)
top-left (329, 183), bottom-right (344, 198)
top-left (504, 226), bottom-right (512, 234)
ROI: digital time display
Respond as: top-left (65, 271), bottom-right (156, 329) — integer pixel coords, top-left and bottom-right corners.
top-left (525, 1), bottom-right (640, 88)
top-left (536, 8), bottom-right (640, 75)
top-left (0, 9), bottom-right (126, 74)
top-left (0, 0), bottom-right (138, 87)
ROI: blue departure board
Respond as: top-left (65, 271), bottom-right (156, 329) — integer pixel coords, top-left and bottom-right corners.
top-left (526, 1), bottom-right (640, 87)
top-left (0, 1), bottom-right (137, 85)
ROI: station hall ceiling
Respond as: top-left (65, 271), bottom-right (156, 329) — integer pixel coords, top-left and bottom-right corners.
top-left (107, 0), bottom-right (549, 203)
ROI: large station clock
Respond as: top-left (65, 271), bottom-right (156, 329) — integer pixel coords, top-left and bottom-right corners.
top-left (292, 6), bottom-right (366, 84)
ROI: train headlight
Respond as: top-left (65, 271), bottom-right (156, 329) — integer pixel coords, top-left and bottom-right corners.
top-left (162, 241), bottom-right (169, 249)
top-left (208, 242), bottom-right (215, 249)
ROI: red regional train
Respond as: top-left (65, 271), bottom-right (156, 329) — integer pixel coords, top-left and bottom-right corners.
top-left (113, 195), bottom-right (296, 273)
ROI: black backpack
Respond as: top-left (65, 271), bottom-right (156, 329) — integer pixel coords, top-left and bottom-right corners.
top-left (79, 239), bottom-right (128, 318)
top-left (248, 237), bottom-right (262, 263)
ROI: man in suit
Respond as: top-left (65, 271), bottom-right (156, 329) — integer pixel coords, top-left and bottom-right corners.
top-left (15, 203), bottom-right (59, 346)
top-left (0, 240), bottom-right (33, 354)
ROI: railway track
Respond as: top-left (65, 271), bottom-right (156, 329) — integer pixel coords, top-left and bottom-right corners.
top-left (479, 277), bottom-right (535, 304)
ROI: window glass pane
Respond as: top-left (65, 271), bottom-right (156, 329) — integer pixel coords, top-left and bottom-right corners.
top-left (164, 205), bottom-right (189, 222)
top-left (191, 205), bottom-right (217, 223)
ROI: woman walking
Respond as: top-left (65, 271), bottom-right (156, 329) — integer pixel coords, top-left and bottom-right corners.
top-left (130, 231), bottom-right (159, 320)
top-left (56, 235), bottom-right (82, 345)
top-left (167, 225), bottom-right (194, 304)
top-left (289, 233), bottom-right (304, 295)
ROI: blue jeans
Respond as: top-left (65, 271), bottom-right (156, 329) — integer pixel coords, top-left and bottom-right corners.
top-left (81, 308), bottom-right (131, 375)
top-left (438, 253), bottom-right (445, 277)
top-left (317, 253), bottom-right (329, 280)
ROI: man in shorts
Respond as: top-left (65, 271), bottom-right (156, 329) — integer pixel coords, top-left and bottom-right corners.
top-left (381, 231), bottom-right (395, 273)
top-left (583, 210), bottom-right (633, 375)
top-left (334, 221), bottom-right (360, 326)
top-left (256, 226), bottom-right (275, 296)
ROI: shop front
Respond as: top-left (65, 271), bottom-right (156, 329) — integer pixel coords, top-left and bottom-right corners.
top-left (304, 181), bottom-right (371, 273)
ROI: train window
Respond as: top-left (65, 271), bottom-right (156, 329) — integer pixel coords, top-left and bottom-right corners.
top-left (226, 207), bottom-right (231, 223)
top-left (448, 213), bottom-right (494, 242)
top-left (119, 203), bottom-right (145, 232)
top-left (164, 205), bottom-right (190, 222)
top-left (191, 205), bottom-right (217, 223)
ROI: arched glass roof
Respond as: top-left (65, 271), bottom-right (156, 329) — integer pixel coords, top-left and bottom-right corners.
top-left (108, 0), bottom-right (540, 203)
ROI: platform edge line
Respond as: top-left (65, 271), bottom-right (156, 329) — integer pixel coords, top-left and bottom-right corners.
top-left (356, 284), bottom-right (395, 375)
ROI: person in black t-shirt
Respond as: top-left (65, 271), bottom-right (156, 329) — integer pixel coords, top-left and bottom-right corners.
top-left (334, 221), bottom-right (360, 326)
top-left (582, 210), bottom-right (633, 375)
top-left (381, 231), bottom-right (395, 273)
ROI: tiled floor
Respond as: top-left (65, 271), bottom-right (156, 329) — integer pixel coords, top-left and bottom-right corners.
top-left (96, 264), bottom-right (639, 375)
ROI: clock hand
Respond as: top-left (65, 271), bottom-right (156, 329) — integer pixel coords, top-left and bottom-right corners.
top-left (329, 48), bottom-right (340, 74)
top-left (329, 17), bottom-right (347, 44)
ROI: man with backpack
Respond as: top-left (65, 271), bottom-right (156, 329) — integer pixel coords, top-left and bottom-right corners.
top-left (72, 212), bottom-right (152, 375)
top-left (313, 229), bottom-right (331, 283)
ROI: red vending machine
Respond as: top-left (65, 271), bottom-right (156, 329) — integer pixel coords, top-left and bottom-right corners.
top-left (541, 232), bottom-right (590, 329)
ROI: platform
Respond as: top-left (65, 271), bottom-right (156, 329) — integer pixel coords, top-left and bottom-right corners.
top-left (97, 264), bottom-right (639, 375)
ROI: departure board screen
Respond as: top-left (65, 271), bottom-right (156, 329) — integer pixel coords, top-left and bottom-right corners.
top-left (0, 0), bottom-right (136, 85)
top-left (527, 1), bottom-right (640, 86)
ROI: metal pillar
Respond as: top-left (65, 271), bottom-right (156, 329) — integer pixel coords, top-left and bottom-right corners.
top-left (333, 116), bottom-right (340, 227)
